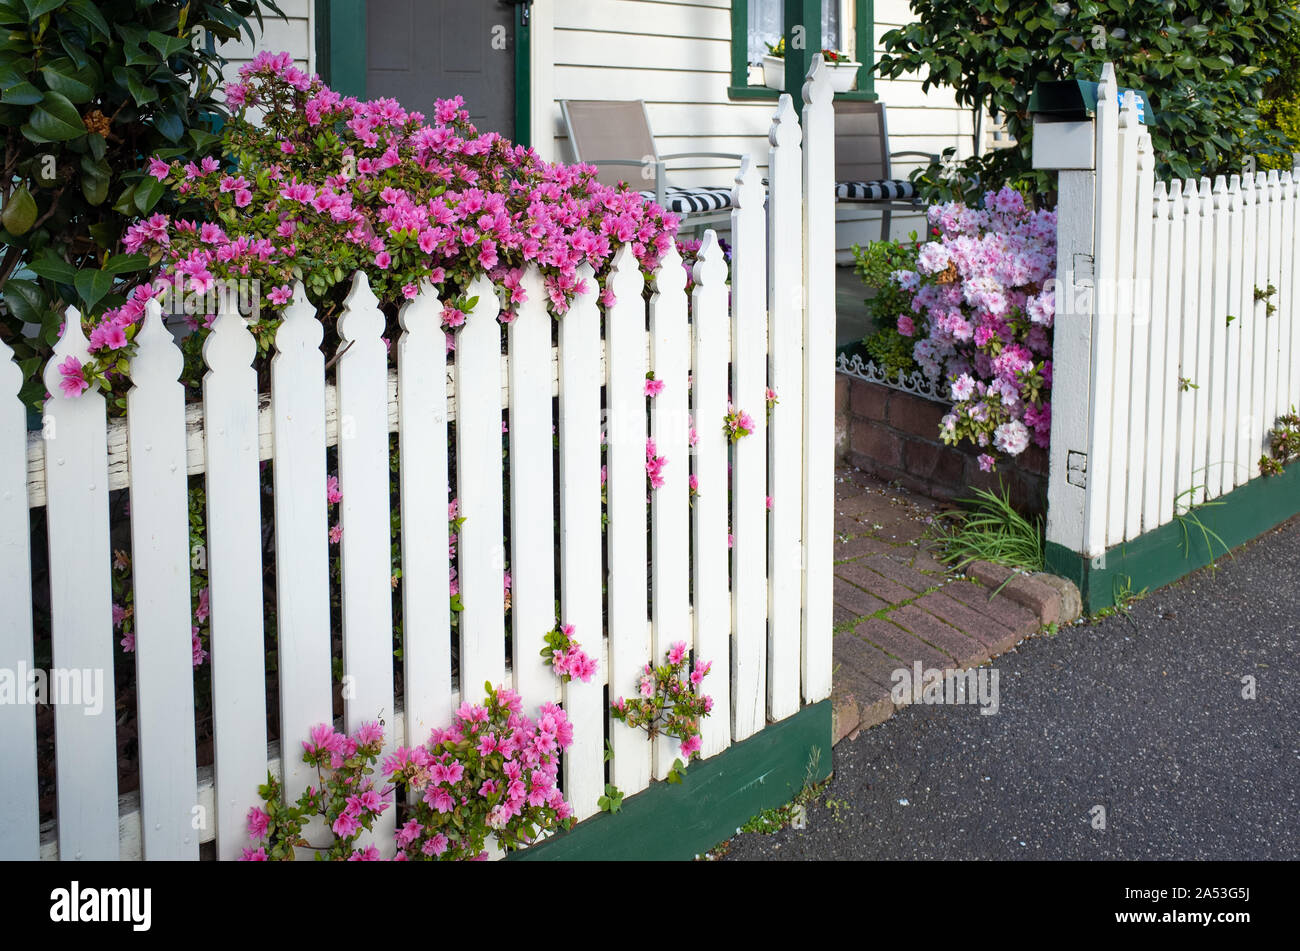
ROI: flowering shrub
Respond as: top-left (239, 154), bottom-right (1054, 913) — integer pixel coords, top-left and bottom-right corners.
top-left (723, 405), bottom-right (755, 443)
top-left (888, 187), bottom-right (1056, 470)
top-left (61, 50), bottom-right (681, 404)
top-left (611, 642), bottom-right (713, 783)
top-left (540, 623), bottom-right (598, 683)
top-left (386, 683), bottom-right (574, 859)
top-left (242, 720), bottom-right (391, 861)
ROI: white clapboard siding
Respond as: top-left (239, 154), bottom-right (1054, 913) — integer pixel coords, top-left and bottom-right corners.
top-left (605, 244), bottom-right (652, 792)
top-left (691, 232), bottom-right (733, 758)
top-left (506, 267), bottom-right (556, 716)
top-left (334, 274), bottom-right (396, 856)
top-left (1206, 176), bottom-right (1231, 500)
top-left (126, 303), bottom-right (199, 860)
top-left (558, 264), bottom-right (606, 819)
top-left (729, 156), bottom-right (768, 740)
top-left (1124, 127), bottom-right (1154, 537)
top-left (269, 285), bottom-right (333, 820)
top-left (454, 275), bottom-right (506, 695)
top-left (1083, 66), bottom-right (1119, 555)
top-left (397, 281), bottom-right (453, 745)
top-left (42, 309), bottom-right (118, 861)
top-left (0, 336), bottom-right (38, 859)
top-left (766, 94), bottom-right (804, 714)
top-left (648, 245), bottom-right (690, 780)
top-left (201, 303), bottom-right (267, 862)
top-left (1107, 93), bottom-right (1139, 543)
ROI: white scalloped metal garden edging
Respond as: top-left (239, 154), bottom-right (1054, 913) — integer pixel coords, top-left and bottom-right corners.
top-left (835, 351), bottom-right (946, 403)
top-left (0, 58), bottom-right (841, 861)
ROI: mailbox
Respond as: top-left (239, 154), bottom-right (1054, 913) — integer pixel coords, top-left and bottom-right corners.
top-left (1029, 76), bottom-right (1152, 172)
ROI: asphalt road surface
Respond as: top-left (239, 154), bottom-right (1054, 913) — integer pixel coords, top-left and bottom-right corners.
top-left (722, 517), bottom-right (1300, 860)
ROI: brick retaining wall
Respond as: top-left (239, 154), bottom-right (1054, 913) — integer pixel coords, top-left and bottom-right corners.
top-left (835, 373), bottom-right (1048, 515)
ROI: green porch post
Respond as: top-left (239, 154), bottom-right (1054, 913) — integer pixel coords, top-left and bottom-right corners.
top-left (317, 0), bottom-right (367, 98)
top-left (784, 0), bottom-right (820, 116)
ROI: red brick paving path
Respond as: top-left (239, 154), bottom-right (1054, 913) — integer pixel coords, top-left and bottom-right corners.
top-left (830, 465), bottom-right (1051, 743)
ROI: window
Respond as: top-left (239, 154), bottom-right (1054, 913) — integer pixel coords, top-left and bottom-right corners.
top-left (729, 0), bottom-right (875, 100)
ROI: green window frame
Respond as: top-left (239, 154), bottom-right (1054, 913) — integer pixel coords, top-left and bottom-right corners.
top-left (728, 0), bottom-right (876, 102)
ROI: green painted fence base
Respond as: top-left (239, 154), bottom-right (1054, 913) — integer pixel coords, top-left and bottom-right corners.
top-left (510, 700), bottom-right (832, 861)
top-left (1046, 462), bottom-right (1300, 613)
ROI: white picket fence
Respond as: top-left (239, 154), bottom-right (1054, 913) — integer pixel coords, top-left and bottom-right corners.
top-left (1046, 64), bottom-right (1300, 559)
top-left (0, 59), bottom-right (838, 861)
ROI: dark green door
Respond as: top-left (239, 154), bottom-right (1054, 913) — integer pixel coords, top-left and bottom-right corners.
top-left (364, 0), bottom-right (518, 138)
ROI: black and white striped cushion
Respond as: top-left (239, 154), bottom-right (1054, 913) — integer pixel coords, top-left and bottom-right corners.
top-left (835, 179), bottom-right (916, 202)
top-left (638, 186), bottom-right (734, 214)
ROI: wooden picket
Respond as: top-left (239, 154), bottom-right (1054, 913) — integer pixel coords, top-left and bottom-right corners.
top-left (126, 302), bottom-right (199, 860)
top-left (3, 63), bottom-right (842, 859)
top-left (202, 301), bottom-right (268, 862)
top-left (729, 156), bottom-right (768, 740)
top-left (1049, 61), bottom-right (1300, 565)
top-left (0, 335), bottom-right (38, 860)
top-left (605, 244), bottom-right (651, 792)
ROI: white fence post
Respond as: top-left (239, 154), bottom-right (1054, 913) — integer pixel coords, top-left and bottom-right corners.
top-left (801, 55), bottom-right (835, 706)
top-left (0, 336), bottom-right (38, 860)
top-left (127, 301), bottom-right (199, 860)
top-left (202, 299), bottom-right (268, 861)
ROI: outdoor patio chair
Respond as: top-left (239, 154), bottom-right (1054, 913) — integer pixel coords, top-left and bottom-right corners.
top-left (834, 100), bottom-right (939, 242)
top-left (559, 99), bottom-right (744, 231)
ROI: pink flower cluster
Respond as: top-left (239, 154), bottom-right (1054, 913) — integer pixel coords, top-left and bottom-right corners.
top-left (646, 437), bottom-right (668, 490)
top-left (723, 404), bottom-right (755, 443)
top-left (541, 622), bottom-right (598, 683)
top-left (612, 642), bottom-right (713, 766)
top-left (891, 186), bottom-right (1056, 466)
top-left (384, 684), bottom-right (574, 859)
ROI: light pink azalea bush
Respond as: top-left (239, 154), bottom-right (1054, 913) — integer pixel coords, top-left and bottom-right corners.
top-left (890, 187), bottom-right (1056, 471)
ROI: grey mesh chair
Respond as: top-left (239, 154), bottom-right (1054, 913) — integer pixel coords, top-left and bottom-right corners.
top-left (559, 99), bottom-right (743, 230)
top-left (834, 101), bottom-right (938, 242)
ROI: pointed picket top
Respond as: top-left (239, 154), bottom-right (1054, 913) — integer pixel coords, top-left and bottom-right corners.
top-left (1212, 174), bottom-right (1227, 211)
top-left (1136, 127), bottom-right (1153, 172)
top-left (338, 271), bottom-right (385, 344)
top-left (1098, 61), bottom-right (1118, 98)
top-left (608, 241), bottom-right (645, 303)
top-left (691, 229), bottom-right (728, 290)
top-left (1282, 169), bottom-right (1295, 197)
top-left (202, 293), bottom-right (256, 375)
top-left (275, 281), bottom-right (323, 353)
top-left (1119, 89), bottom-right (1139, 129)
top-left (1267, 167), bottom-right (1282, 200)
top-left (42, 306), bottom-right (91, 398)
top-left (802, 52), bottom-right (833, 110)
top-left (732, 154), bottom-right (764, 212)
top-left (1182, 176), bottom-right (1198, 212)
top-left (650, 240), bottom-right (685, 298)
top-left (465, 271), bottom-right (501, 323)
top-left (397, 278), bottom-right (443, 334)
top-left (768, 92), bottom-right (802, 150)
top-left (132, 298), bottom-right (184, 383)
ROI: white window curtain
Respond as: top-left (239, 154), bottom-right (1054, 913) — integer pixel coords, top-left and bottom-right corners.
top-left (747, 0), bottom-right (842, 65)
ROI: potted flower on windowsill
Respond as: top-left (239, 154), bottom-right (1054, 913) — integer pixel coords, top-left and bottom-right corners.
top-left (761, 38), bottom-right (860, 93)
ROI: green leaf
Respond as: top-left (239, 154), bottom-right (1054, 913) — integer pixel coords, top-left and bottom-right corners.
top-left (102, 253), bottom-right (148, 275)
top-left (25, 254), bottom-right (77, 284)
top-left (1, 80), bottom-right (43, 105)
top-left (73, 268), bottom-right (113, 311)
top-left (1, 184), bottom-right (37, 234)
top-left (64, 0), bottom-right (108, 37)
top-left (3, 278), bottom-right (47, 324)
top-left (151, 108), bottom-right (182, 142)
top-left (39, 58), bottom-right (99, 102)
top-left (133, 175), bottom-right (164, 213)
top-left (27, 90), bottom-right (84, 140)
top-left (24, 0), bottom-right (66, 18)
